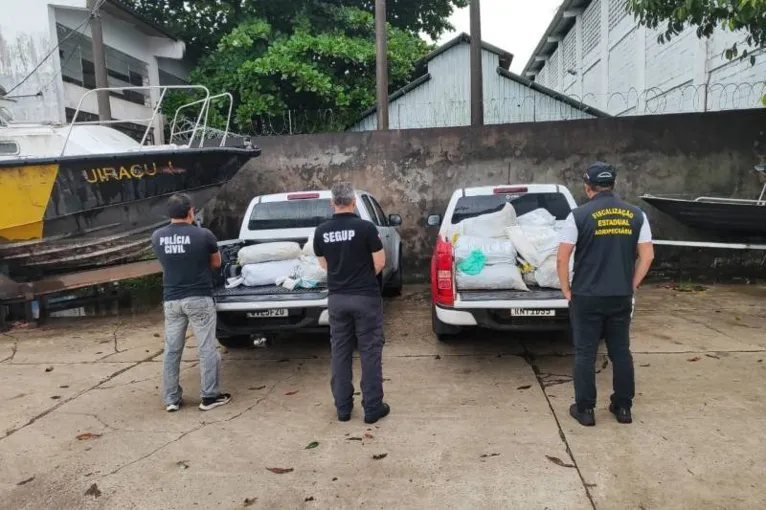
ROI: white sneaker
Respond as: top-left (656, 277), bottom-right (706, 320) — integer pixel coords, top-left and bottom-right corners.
top-left (166, 399), bottom-right (183, 412)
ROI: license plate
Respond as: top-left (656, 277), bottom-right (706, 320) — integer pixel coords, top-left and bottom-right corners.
top-left (247, 309), bottom-right (288, 318)
top-left (510, 309), bottom-right (555, 317)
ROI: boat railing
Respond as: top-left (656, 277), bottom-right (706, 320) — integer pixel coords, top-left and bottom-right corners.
top-left (61, 85), bottom-right (235, 156)
top-left (169, 93), bottom-right (234, 147)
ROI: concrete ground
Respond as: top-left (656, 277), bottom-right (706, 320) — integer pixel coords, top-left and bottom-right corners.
top-left (1, 284), bottom-right (765, 509)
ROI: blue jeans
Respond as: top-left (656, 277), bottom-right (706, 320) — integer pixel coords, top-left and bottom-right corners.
top-left (162, 296), bottom-right (221, 405)
top-left (570, 295), bottom-right (635, 410)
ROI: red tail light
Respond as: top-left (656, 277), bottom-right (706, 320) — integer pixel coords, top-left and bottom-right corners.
top-left (431, 236), bottom-right (455, 306)
top-left (287, 192), bottom-right (320, 200)
top-left (493, 186), bottom-right (527, 194)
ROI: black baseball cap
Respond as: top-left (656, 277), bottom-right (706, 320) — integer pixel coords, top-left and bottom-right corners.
top-left (583, 162), bottom-right (616, 186)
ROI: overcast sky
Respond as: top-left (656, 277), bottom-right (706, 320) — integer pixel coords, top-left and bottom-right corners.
top-left (434, 0), bottom-right (563, 73)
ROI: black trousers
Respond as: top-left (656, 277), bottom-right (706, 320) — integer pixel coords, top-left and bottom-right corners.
top-left (327, 293), bottom-right (384, 414)
top-left (570, 294), bottom-right (635, 410)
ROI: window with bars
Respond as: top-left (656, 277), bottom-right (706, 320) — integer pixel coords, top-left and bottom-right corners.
top-left (583, 0), bottom-right (601, 57)
top-left (608, 0), bottom-right (628, 32)
top-left (57, 23), bottom-right (150, 106)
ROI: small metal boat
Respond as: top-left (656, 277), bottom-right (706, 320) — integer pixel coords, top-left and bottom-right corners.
top-left (0, 86), bottom-right (260, 280)
top-left (641, 165), bottom-right (766, 240)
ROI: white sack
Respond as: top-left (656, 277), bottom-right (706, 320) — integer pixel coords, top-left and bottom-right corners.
top-left (241, 259), bottom-right (300, 287)
top-left (517, 208), bottom-right (556, 227)
top-left (454, 236), bottom-right (517, 265)
top-left (533, 254), bottom-right (574, 289)
top-left (456, 263), bottom-right (529, 291)
top-left (302, 236), bottom-right (316, 257)
top-left (451, 203), bottom-right (518, 239)
top-left (507, 225), bottom-right (559, 267)
top-left (291, 256), bottom-right (327, 283)
top-left (238, 242), bottom-right (301, 265)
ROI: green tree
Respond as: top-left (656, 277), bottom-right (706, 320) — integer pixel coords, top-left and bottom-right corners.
top-left (126, 0), bottom-right (466, 61)
top-left (628, 0), bottom-right (766, 63)
top-left (191, 5), bottom-right (431, 133)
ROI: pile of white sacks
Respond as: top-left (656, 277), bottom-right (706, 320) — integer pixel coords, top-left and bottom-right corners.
top-left (446, 204), bottom-right (574, 291)
top-left (225, 238), bottom-right (327, 289)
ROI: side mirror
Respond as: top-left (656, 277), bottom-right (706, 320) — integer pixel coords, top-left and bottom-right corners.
top-left (388, 214), bottom-right (403, 227)
top-left (426, 214), bottom-right (441, 227)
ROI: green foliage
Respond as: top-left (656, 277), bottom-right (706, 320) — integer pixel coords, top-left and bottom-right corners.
top-left (124, 0), bottom-right (464, 133)
top-left (627, 0), bottom-right (766, 64)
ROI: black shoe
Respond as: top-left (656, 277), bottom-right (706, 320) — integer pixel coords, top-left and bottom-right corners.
top-left (364, 403), bottom-right (390, 424)
top-left (609, 404), bottom-right (632, 424)
top-left (338, 406), bottom-right (352, 422)
top-left (569, 404), bottom-right (595, 426)
top-left (199, 393), bottom-right (232, 411)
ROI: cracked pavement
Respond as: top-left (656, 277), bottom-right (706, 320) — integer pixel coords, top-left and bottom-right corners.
top-left (1, 284), bottom-right (766, 509)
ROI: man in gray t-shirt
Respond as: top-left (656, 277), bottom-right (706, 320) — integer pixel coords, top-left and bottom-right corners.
top-left (151, 193), bottom-right (231, 412)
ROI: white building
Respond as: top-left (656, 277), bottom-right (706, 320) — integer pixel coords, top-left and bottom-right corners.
top-left (349, 33), bottom-right (608, 131)
top-left (522, 0), bottom-right (766, 116)
top-left (0, 0), bottom-right (191, 143)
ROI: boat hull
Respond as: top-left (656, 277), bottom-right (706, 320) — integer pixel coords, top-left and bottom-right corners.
top-left (0, 147), bottom-right (259, 279)
top-left (641, 195), bottom-right (766, 240)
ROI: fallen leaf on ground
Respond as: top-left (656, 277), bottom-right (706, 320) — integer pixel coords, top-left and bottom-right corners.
top-left (382, 378), bottom-right (391, 382)
top-left (640, 363), bottom-right (651, 367)
top-left (16, 476), bottom-right (35, 486)
top-left (347, 437), bottom-right (363, 441)
top-left (84, 483), bottom-right (102, 498)
top-left (705, 354), bottom-right (720, 359)
top-left (176, 460), bottom-right (190, 470)
top-left (364, 433), bottom-right (374, 439)
top-left (517, 385), bottom-right (532, 390)
top-left (480, 453), bottom-right (500, 458)
top-left (545, 455), bottom-right (575, 468)
top-left (372, 453), bottom-right (388, 460)
top-left (305, 496), bottom-right (315, 502)
top-left (248, 386), bottom-right (266, 390)
top-left (285, 390), bottom-right (299, 396)
top-left (353, 392), bottom-right (360, 396)
top-left (434, 355), bottom-right (441, 360)
top-left (332, 477), bottom-right (338, 481)
top-left (51, 396), bottom-right (61, 400)
top-left (243, 497), bottom-right (257, 507)
top-left (45, 366), bottom-right (54, 372)
top-left (76, 433), bottom-right (102, 441)
top-left (59, 385), bottom-right (69, 389)
top-left (585, 483), bottom-right (597, 488)
top-left (153, 333), bottom-right (160, 338)
top-left (266, 467), bottom-right (293, 474)
top-left (687, 357), bottom-right (701, 362)
top-left (305, 441), bottom-right (319, 450)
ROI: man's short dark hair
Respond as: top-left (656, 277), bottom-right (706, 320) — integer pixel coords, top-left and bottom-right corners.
top-left (167, 193), bottom-right (193, 219)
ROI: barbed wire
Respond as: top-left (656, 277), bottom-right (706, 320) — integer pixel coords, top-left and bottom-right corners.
top-left (235, 80), bottom-right (765, 136)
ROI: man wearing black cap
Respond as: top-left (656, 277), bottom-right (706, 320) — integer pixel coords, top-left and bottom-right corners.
top-left (556, 162), bottom-right (654, 426)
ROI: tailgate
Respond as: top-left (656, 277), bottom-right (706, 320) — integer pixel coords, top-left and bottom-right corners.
top-left (455, 287), bottom-right (568, 310)
top-left (213, 284), bottom-right (328, 305)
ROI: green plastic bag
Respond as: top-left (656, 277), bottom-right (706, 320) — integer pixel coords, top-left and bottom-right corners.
top-left (457, 249), bottom-right (487, 275)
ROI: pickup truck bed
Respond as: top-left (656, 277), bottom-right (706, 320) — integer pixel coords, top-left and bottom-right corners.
top-left (213, 284), bottom-right (328, 303)
top-left (458, 288), bottom-right (564, 301)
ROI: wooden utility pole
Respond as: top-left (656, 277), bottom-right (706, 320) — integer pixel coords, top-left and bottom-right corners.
top-left (88, 0), bottom-right (112, 122)
top-left (469, 0), bottom-right (484, 126)
top-left (375, 0), bottom-right (389, 130)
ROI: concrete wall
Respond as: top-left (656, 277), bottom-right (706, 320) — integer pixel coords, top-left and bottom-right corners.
top-left (208, 108), bottom-right (766, 281)
top-left (533, 0), bottom-right (766, 116)
top-left (350, 42), bottom-right (594, 131)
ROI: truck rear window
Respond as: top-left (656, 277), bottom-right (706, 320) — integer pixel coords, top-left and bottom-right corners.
top-left (451, 193), bottom-right (572, 224)
top-left (247, 199), bottom-right (359, 230)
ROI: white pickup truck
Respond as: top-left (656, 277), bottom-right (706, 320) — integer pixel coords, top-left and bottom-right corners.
top-left (212, 190), bottom-right (403, 347)
top-left (427, 184), bottom-right (577, 340)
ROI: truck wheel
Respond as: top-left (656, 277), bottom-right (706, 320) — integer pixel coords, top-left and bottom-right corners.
top-left (217, 335), bottom-right (252, 349)
top-left (383, 250), bottom-right (403, 297)
top-left (432, 305), bottom-right (461, 341)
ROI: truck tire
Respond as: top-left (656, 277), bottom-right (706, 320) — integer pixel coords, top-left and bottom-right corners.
top-left (217, 335), bottom-right (252, 349)
top-left (383, 249), bottom-right (403, 297)
top-left (432, 305), bottom-right (461, 341)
